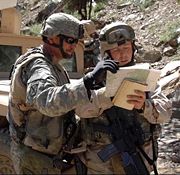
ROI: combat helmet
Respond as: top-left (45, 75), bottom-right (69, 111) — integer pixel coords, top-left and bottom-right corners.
top-left (41, 13), bottom-right (84, 39)
top-left (81, 20), bottom-right (96, 39)
top-left (99, 22), bottom-right (135, 56)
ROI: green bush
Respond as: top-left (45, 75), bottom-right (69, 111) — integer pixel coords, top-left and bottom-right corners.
top-left (159, 21), bottom-right (180, 43)
top-left (116, 0), bottom-right (155, 10)
top-left (133, 0), bottom-right (155, 10)
top-left (171, 55), bottom-right (180, 61)
top-left (22, 24), bottom-right (42, 36)
top-left (94, 1), bottom-right (107, 13)
top-left (29, 24), bottom-right (42, 36)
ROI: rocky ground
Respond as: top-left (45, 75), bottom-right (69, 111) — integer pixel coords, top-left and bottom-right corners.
top-left (16, 0), bottom-right (180, 174)
top-left (157, 120), bottom-right (180, 174)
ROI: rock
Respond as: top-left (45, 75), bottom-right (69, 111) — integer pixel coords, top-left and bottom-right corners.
top-left (142, 50), bottom-right (162, 63)
top-left (117, 2), bottom-right (131, 9)
top-left (176, 28), bottom-right (180, 35)
top-left (153, 40), bottom-right (164, 47)
top-left (177, 36), bottom-right (180, 44)
top-left (171, 154), bottom-right (180, 163)
top-left (168, 39), bottom-right (178, 48)
top-left (163, 46), bottom-right (177, 56)
top-left (176, 133), bottom-right (180, 139)
top-left (123, 14), bottom-right (137, 21)
top-left (140, 24), bottom-right (148, 30)
top-left (21, 26), bottom-right (31, 34)
top-left (158, 153), bottom-right (166, 159)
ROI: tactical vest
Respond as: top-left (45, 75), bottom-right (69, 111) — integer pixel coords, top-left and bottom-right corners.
top-left (8, 47), bottom-right (75, 155)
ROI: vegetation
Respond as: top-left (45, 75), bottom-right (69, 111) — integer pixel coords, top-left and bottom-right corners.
top-left (116, 0), bottom-right (155, 10)
top-left (29, 24), bottom-right (42, 36)
top-left (171, 54), bottom-right (180, 61)
top-left (22, 24), bottom-right (42, 36)
top-left (135, 0), bottom-right (155, 10)
top-left (63, 0), bottom-right (108, 20)
top-left (159, 20), bottom-right (180, 43)
top-left (26, 0), bottom-right (108, 36)
top-left (93, 1), bottom-right (107, 13)
top-left (171, 46), bottom-right (180, 60)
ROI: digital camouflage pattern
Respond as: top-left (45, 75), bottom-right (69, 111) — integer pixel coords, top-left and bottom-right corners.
top-left (11, 141), bottom-right (76, 174)
top-left (9, 46), bottom-right (90, 153)
top-left (41, 13), bottom-right (83, 39)
top-left (8, 46), bottom-right (91, 174)
top-left (11, 141), bottom-right (61, 174)
top-left (9, 45), bottom-right (114, 174)
top-left (143, 85), bottom-right (172, 124)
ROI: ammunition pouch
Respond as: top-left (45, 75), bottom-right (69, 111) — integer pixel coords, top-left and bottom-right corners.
top-left (8, 100), bottom-right (26, 144)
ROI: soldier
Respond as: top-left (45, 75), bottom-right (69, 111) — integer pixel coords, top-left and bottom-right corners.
top-left (7, 13), bottom-right (119, 174)
top-left (75, 20), bottom-right (100, 72)
top-left (82, 20), bottom-right (100, 70)
top-left (76, 22), bottom-right (172, 174)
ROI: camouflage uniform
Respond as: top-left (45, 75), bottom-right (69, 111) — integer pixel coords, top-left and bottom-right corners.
top-left (77, 89), bottom-right (171, 174)
top-left (8, 46), bottom-right (87, 174)
top-left (76, 22), bottom-right (172, 174)
top-left (8, 13), bottom-right (114, 174)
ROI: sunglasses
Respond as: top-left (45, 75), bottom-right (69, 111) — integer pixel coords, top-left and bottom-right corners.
top-left (64, 37), bottom-right (79, 45)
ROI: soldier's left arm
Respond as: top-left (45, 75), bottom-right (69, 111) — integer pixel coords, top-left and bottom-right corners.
top-left (143, 85), bottom-right (172, 124)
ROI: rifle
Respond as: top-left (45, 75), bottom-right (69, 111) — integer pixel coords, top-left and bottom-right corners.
top-left (93, 106), bottom-right (150, 175)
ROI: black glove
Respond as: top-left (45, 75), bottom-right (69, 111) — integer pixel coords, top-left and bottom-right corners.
top-left (83, 60), bottom-right (119, 90)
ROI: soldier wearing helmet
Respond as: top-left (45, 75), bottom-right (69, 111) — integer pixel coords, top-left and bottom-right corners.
top-left (76, 22), bottom-right (172, 174)
top-left (100, 21), bottom-right (137, 66)
top-left (82, 20), bottom-right (100, 71)
top-left (8, 13), bottom-right (119, 174)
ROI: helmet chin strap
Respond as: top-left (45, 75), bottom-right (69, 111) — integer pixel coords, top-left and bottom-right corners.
top-left (58, 35), bottom-right (68, 58)
top-left (106, 41), bottom-right (136, 67)
top-left (42, 36), bottom-right (70, 58)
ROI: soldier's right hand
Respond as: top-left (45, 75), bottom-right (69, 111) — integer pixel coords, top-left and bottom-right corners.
top-left (83, 60), bottom-right (119, 90)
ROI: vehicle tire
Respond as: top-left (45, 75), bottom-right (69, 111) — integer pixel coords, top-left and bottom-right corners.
top-left (0, 128), bottom-right (16, 174)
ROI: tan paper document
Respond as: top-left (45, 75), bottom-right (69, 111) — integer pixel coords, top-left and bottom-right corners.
top-left (105, 63), bottom-right (161, 97)
top-left (112, 79), bottom-right (147, 110)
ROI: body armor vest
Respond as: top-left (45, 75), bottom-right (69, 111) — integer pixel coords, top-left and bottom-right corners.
top-left (8, 48), bottom-right (75, 155)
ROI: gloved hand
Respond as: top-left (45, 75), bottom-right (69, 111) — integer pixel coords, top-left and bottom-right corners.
top-left (83, 60), bottom-right (119, 90)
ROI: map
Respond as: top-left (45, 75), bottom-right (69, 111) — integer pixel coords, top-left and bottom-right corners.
top-left (105, 63), bottom-right (161, 97)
